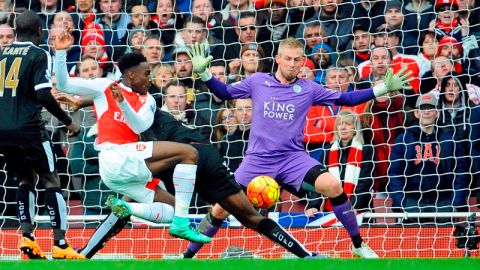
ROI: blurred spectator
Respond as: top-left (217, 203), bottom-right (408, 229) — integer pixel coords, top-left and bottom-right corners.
top-left (310, 43), bottom-right (336, 84)
top-left (416, 31), bottom-right (438, 76)
top-left (172, 45), bottom-right (221, 140)
top-left (142, 34), bottom-right (164, 69)
top-left (161, 81), bottom-right (212, 138)
top-left (220, 0), bottom-right (255, 29)
top-left (420, 56), bottom-right (455, 94)
top-left (295, 0), bottom-right (353, 52)
top-left (304, 67), bottom-right (367, 160)
top-left (351, 24), bottom-right (372, 65)
top-left (437, 35), bottom-right (480, 75)
top-left (190, 0), bottom-right (232, 43)
top-left (34, 0), bottom-right (63, 41)
top-left (380, 0), bottom-right (419, 55)
top-left (261, 0), bottom-right (291, 42)
top-left (78, 28), bottom-right (120, 79)
top-left (228, 43), bottom-right (266, 82)
top-left (212, 11), bottom-right (259, 61)
top-left (48, 12), bottom-right (82, 67)
top-left (430, 0), bottom-right (466, 42)
top-left (95, 0), bottom-right (130, 45)
top-left (308, 110), bottom-right (374, 213)
top-left (457, 0), bottom-right (480, 37)
top-left (404, 0), bottom-right (436, 33)
top-left (220, 98), bottom-right (252, 172)
top-left (388, 92), bottom-right (468, 221)
top-left (375, 27), bottom-right (421, 92)
top-left (209, 60), bottom-right (229, 84)
top-left (175, 16), bottom-right (211, 55)
top-left (342, 0), bottom-right (386, 32)
top-left (301, 21), bottom-right (328, 56)
top-left (363, 79), bottom-right (405, 192)
top-left (70, 127), bottom-right (112, 215)
top-left (437, 73), bottom-right (480, 198)
top-left (358, 45), bottom-right (417, 107)
top-left (298, 57), bottom-right (316, 81)
top-left (0, 23), bottom-right (13, 51)
top-left (128, 4), bottom-right (152, 29)
top-left (153, 0), bottom-right (185, 51)
top-left (214, 107), bottom-right (238, 145)
top-left (151, 63), bottom-right (175, 97)
top-left (287, 0), bottom-right (316, 36)
top-left (0, 0), bottom-right (11, 24)
top-left (126, 26), bottom-right (146, 53)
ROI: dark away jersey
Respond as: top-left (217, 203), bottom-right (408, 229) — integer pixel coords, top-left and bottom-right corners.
top-left (0, 41), bottom-right (53, 144)
top-left (141, 109), bottom-right (209, 144)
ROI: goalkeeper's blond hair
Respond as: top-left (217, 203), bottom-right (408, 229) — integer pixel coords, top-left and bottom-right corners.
top-left (278, 38), bottom-right (303, 55)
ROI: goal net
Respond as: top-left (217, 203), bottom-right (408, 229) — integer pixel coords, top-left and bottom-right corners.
top-left (1, 0), bottom-right (480, 259)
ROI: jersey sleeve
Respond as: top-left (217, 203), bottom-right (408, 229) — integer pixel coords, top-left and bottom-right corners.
top-left (117, 94), bottom-right (156, 134)
top-left (310, 81), bottom-right (342, 106)
top-left (33, 50), bottom-right (53, 91)
top-left (225, 74), bottom-right (255, 99)
top-left (54, 50), bottom-right (109, 98)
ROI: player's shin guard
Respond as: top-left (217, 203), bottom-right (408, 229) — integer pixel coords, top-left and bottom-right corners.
top-left (257, 218), bottom-right (312, 258)
top-left (45, 187), bottom-right (67, 246)
top-left (17, 184), bottom-right (36, 239)
top-left (184, 212), bottom-right (223, 258)
top-left (81, 213), bottom-right (130, 258)
top-left (172, 164), bottom-right (197, 217)
top-left (330, 192), bottom-right (363, 248)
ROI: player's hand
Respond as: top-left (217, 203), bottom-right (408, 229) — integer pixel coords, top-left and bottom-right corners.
top-left (385, 67), bottom-right (413, 92)
top-left (66, 121), bottom-right (80, 137)
top-left (110, 81), bottom-right (124, 103)
top-left (55, 93), bottom-right (80, 112)
top-left (55, 28), bottom-right (74, 51)
top-left (187, 42), bottom-right (214, 81)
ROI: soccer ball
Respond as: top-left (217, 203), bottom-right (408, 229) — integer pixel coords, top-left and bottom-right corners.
top-left (246, 175), bottom-right (280, 209)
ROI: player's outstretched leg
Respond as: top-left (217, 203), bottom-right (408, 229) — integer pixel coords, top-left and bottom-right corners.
top-left (17, 183), bottom-right (46, 259)
top-left (146, 142), bottom-right (211, 243)
top-left (183, 206), bottom-right (228, 258)
top-left (314, 172), bottom-right (378, 258)
top-left (80, 213), bottom-right (130, 258)
top-left (220, 192), bottom-right (314, 258)
top-left (106, 195), bottom-right (175, 223)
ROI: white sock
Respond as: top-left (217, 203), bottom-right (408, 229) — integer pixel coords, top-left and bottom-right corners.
top-left (172, 164), bottom-right (197, 218)
top-left (128, 202), bottom-right (174, 223)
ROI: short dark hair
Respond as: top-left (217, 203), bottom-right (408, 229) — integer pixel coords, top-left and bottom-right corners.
top-left (238, 11), bottom-right (256, 22)
top-left (117, 52), bottom-right (147, 74)
top-left (163, 79), bottom-right (186, 94)
top-left (183, 16), bottom-right (205, 28)
top-left (15, 10), bottom-right (42, 37)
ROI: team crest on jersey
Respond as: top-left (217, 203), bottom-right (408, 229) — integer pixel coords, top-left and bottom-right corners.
top-left (136, 143), bottom-right (147, 151)
top-left (139, 96), bottom-right (146, 104)
top-left (293, 85), bottom-right (302, 93)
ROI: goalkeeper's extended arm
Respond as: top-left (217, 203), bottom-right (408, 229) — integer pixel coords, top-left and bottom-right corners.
top-left (334, 67), bottom-right (414, 106)
top-left (188, 43), bottom-right (232, 100)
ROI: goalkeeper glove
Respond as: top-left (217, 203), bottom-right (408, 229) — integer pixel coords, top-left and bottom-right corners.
top-left (187, 42), bottom-right (214, 81)
top-left (373, 67), bottom-right (414, 97)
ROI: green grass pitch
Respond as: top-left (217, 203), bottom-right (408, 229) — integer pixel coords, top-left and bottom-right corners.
top-left (1, 259), bottom-right (479, 270)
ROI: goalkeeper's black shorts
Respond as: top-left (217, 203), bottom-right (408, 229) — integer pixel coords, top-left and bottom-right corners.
top-left (155, 143), bottom-right (242, 204)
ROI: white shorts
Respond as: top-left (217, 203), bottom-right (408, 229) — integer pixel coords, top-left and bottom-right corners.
top-left (99, 142), bottom-right (155, 203)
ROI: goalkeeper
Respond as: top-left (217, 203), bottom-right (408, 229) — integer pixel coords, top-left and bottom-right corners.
top-left (77, 107), bottom-right (317, 259)
top-left (183, 38), bottom-right (414, 259)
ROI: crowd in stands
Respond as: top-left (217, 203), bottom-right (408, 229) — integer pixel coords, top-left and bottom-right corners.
top-left (1, 0), bottom-right (480, 224)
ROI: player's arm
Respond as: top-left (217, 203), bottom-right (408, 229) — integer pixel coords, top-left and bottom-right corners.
top-left (188, 43), bottom-right (252, 100)
top-left (313, 68), bottom-right (414, 106)
top-left (54, 30), bottom-right (106, 98)
top-left (55, 94), bottom-right (94, 112)
top-left (33, 49), bottom-right (79, 134)
top-left (110, 82), bottom-right (155, 134)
